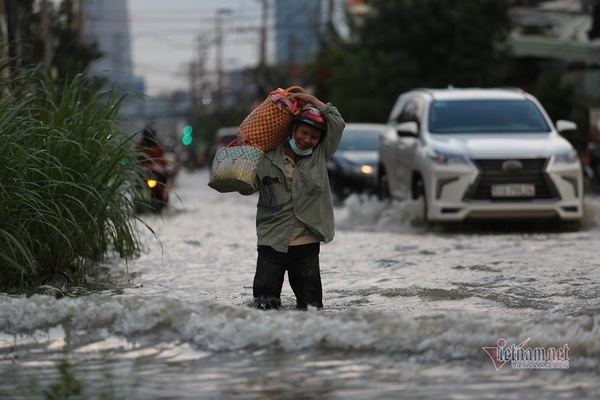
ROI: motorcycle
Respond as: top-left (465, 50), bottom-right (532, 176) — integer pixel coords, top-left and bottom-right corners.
top-left (137, 162), bottom-right (170, 213)
top-left (584, 141), bottom-right (600, 192)
top-left (134, 125), bottom-right (177, 213)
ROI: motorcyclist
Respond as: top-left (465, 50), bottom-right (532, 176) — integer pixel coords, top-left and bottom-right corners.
top-left (136, 124), bottom-right (169, 204)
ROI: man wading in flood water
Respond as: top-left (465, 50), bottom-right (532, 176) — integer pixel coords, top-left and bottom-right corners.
top-left (245, 92), bottom-right (345, 310)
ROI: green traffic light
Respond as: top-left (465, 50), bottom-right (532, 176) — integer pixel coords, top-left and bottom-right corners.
top-left (182, 124), bottom-right (193, 145)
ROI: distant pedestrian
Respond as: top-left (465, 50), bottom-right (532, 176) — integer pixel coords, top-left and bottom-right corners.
top-left (245, 92), bottom-right (345, 310)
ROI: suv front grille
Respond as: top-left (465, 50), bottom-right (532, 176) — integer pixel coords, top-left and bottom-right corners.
top-left (466, 158), bottom-right (558, 201)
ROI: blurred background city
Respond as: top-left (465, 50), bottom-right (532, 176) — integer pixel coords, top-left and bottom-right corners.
top-left (2, 0), bottom-right (600, 167)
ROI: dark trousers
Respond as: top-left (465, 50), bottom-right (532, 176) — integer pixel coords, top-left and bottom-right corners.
top-left (253, 243), bottom-right (323, 310)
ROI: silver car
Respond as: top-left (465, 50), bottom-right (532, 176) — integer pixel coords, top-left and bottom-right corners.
top-left (377, 88), bottom-right (583, 225)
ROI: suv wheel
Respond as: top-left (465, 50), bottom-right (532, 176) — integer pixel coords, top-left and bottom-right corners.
top-left (414, 178), bottom-right (428, 223)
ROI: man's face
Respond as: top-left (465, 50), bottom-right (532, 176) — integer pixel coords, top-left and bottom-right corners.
top-left (293, 123), bottom-right (323, 152)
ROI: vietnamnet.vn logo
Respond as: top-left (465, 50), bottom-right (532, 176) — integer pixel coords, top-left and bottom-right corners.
top-left (482, 338), bottom-right (570, 370)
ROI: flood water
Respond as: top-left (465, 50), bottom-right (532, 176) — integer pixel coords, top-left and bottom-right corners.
top-left (1, 170), bottom-right (600, 399)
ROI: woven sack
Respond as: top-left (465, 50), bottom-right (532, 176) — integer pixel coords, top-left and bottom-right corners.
top-left (238, 86), bottom-right (307, 152)
top-left (208, 141), bottom-right (264, 195)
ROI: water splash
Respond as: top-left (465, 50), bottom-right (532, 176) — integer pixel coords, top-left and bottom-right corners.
top-left (336, 193), bottom-right (600, 232)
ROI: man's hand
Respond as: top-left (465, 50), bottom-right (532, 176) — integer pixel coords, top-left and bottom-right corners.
top-left (287, 92), bottom-right (325, 109)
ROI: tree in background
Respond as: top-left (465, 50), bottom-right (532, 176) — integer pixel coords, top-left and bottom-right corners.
top-left (51, 0), bottom-right (102, 83)
top-left (311, 0), bottom-right (512, 122)
top-left (1, 0), bottom-right (101, 84)
top-left (530, 66), bottom-right (590, 150)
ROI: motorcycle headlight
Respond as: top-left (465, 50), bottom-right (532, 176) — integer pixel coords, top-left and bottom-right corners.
top-left (428, 149), bottom-right (468, 165)
top-left (554, 149), bottom-right (579, 164)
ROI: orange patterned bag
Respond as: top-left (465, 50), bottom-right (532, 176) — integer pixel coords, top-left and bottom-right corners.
top-left (238, 86), bottom-right (307, 151)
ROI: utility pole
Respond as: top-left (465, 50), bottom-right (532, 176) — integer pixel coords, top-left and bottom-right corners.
top-left (255, 0), bottom-right (269, 97)
top-left (327, 0), bottom-right (334, 35)
top-left (324, 0), bottom-right (339, 47)
top-left (188, 60), bottom-right (198, 111)
top-left (258, 0), bottom-right (268, 69)
top-left (190, 34), bottom-right (210, 110)
top-left (214, 9), bottom-right (232, 115)
top-left (215, 12), bottom-right (223, 113)
top-left (67, 0), bottom-right (84, 43)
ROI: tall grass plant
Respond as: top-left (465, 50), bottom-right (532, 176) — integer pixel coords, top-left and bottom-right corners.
top-left (0, 66), bottom-right (145, 292)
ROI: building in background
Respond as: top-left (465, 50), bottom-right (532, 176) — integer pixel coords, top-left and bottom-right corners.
top-left (509, 0), bottom-right (600, 141)
top-left (273, 1), bottom-right (322, 65)
top-left (271, 0), bottom-right (349, 89)
top-left (83, 0), bottom-right (145, 130)
top-left (272, 0), bottom-right (352, 61)
top-left (84, 0), bottom-right (136, 91)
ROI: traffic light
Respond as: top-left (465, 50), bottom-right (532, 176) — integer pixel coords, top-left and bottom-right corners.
top-left (182, 125), bottom-right (193, 146)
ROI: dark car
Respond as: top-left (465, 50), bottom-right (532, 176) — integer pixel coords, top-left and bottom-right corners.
top-left (327, 123), bottom-right (387, 201)
top-left (206, 127), bottom-right (238, 169)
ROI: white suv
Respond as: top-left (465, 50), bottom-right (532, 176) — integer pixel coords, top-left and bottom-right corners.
top-left (377, 88), bottom-right (583, 224)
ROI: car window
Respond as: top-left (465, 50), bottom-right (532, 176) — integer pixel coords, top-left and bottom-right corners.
top-left (397, 98), bottom-right (423, 124)
top-left (338, 128), bottom-right (381, 151)
top-left (217, 134), bottom-right (237, 145)
top-left (216, 127), bottom-right (238, 139)
top-left (428, 99), bottom-right (551, 133)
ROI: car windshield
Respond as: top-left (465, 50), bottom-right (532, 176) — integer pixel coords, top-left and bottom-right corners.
top-left (338, 128), bottom-right (382, 151)
top-left (217, 134), bottom-right (237, 144)
top-left (428, 99), bottom-right (551, 133)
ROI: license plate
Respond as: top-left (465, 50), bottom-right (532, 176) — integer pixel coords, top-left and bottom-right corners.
top-left (491, 184), bottom-right (535, 197)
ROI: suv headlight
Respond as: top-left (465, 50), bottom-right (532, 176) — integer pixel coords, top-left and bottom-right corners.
top-left (554, 149), bottom-right (579, 164)
top-left (428, 149), bottom-right (469, 165)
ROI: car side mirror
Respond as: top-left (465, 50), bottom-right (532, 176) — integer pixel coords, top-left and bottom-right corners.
top-left (555, 120), bottom-right (577, 137)
top-left (395, 121), bottom-right (418, 137)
